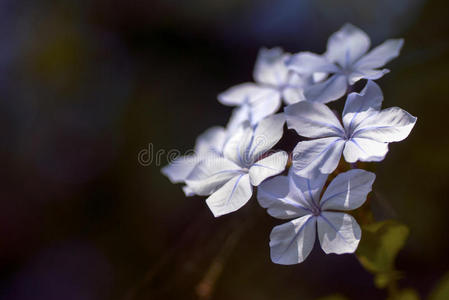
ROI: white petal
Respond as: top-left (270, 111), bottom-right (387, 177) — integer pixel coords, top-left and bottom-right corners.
top-left (354, 39), bottom-right (404, 70)
top-left (186, 157), bottom-right (243, 196)
top-left (205, 173), bottom-right (252, 217)
top-left (342, 80), bottom-right (383, 130)
top-left (249, 151), bottom-right (288, 186)
top-left (289, 170), bottom-right (328, 207)
top-left (269, 215), bottom-right (317, 265)
top-left (326, 23), bottom-right (371, 67)
top-left (223, 122), bottom-right (253, 166)
top-left (218, 83), bottom-right (279, 106)
top-left (253, 47), bottom-right (290, 86)
top-left (343, 137), bottom-right (389, 162)
top-left (304, 74), bottom-right (348, 103)
top-left (353, 107), bottom-right (417, 142)
top-left (285, 101), bottom-right (344, 138)
top-left (257, 174), bottom-right (314, 219)
top-left (226, 104), bottom-right (253, 134)
top-left (348, 68), bottom-right (390, 85)
top-left (161, 155), bottom-right (198, 183)
top-left (281, 73), bottom-right (310, 104)
top-left (182, 185), bottom-right (195, 197)
top-left (317, 212), bottom-right (361, 254)
top-left (286, 52), bottom-right (339, 75)
top-left (249, 90), bottom-right (282, 125)
top-left (195, 126), bottom-right (227, 155)
top-left (282, 86), bottom-right (306, 105)
top-left (226, 95), bottom-right (281, 131)
top-left (292, 137), bottom-right (345, 178)
top-left (313, 72), bottom-right (328, 82)
top-left (320, 169), bottom-right (375, 211)
top-left (248, 114), bottom-right (285, 162)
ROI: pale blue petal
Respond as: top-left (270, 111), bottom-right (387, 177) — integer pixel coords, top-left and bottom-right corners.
top-left (286, 52), bottom-right (339, 75)
top-left (343, 137), bottom-right (389, 162)
top-left (289, 170), bottom-right (328, 208)
top-left (285, 101), bottom-right (345, 138)
top-left (317, 212), bottom-right (361, 254)
top-left (218, 83), bottom-right (279, 106)
top-left (354, 39), bottom-right (404, 70)
top-left (226, 95), bottom-right (281, 131)
top-left (186, 157), bottom-right (243, 196)
top-left (249, 151), bottom-right (288, 186)
top-left (269, 215), bottom-right (316, 265)
top-left (304, 74), bottom-right (348, 103)
top-left (249, 90), bottom-right (282, 125)
top-left (320, 169), bottom-right (375, 211)
top-left (325, 23), bottom-right (371, 68)
top-left (282, 86), bottom-right (306, 105)
top-left (226, 104), bottom-right (253, 134)
top-left (182, 185), bottom-right (195, 197)
top-left (253, 47), bottom-right (290, 86)
top-left (342, 80), bottom-right (383, 130)
top-left (257, 174), bottom-right (313, 219)
top-left (195, 126), bottom-right (227, 156)
top-left (292, 137), bottom-right (345, 178)
top-left (248, 113), bottom-right (285, 162)
top-left (281, 73), bottom-right (311, 104)
top-left (205, 173), bottom-right (252, 217)
top-left (352, 107), bottom-right (417, 143)
top-left (348, 68), bottom-right (390, 85)
top-left (223, 122), bottom-right (253, 167)
top-left (161, 155), bottom-right (198, 183)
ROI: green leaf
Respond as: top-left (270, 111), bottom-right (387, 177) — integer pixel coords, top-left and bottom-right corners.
top-left (429, 272), bottom-right (449, 300)
top-left (387, 289), bottom-right (420, 300)
top-left (374, 272), bottom-right (401, 289)
top-left (356, 220), bottom-right (409, 288)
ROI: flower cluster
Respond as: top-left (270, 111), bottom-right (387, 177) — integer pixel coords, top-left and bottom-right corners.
top-left (162, 24), bottom-right (416, 265)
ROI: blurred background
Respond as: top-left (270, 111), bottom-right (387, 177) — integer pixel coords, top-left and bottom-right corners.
top-left (0, 0), bottom-right (448, 299)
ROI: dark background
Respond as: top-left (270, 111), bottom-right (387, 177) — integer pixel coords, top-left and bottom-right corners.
top-left (1, 0), bottom-right (448, 299)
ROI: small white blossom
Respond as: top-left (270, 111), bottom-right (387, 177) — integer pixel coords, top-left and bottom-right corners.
top-left (285, 81), bottom-right (416, 178)
top-left (186, 114), bottom-right (288, 217)
top-left (286, 23), bottom-right (404, 103)
top-left (258, 169), bottom-right (375, 265)
top-left (218, 48), bottom-right (312, 126)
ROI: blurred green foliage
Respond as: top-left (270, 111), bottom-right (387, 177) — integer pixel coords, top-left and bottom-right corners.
top-left (429, 272), bottom-right (449, 300)
top-left (388, 289), bottom-right (421, 300)
top-left (356, 220), bottom-right (409, 289)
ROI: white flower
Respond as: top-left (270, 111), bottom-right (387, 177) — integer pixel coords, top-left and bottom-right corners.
top-left (258, 169), bottom-right (375, 265)
top-left (286, 23), bottom-right (404, 103)
top-left (285, 80), bottom-right (417, 178)
top-left (218, 48), bottom-right (312, 126)
top-left (186, 114), bottom-right (288, 217)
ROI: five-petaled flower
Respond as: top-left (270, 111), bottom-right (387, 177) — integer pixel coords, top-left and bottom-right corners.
top-left (285, 80), bottom-right (416, 178)
top-left (286, 23), bottom-right (404, 103)
top-left (258, 169), bottom-right (375, 265)
top-left (186, 114), bottom-right (288, 217)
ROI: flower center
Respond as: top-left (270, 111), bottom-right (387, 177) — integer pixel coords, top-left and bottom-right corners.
top-left (341, 67), bottom-right (353, 76)
top-left (342, 125), bottom-right (354, 141)
top-left (311, 206), bottom-right (321, 216)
